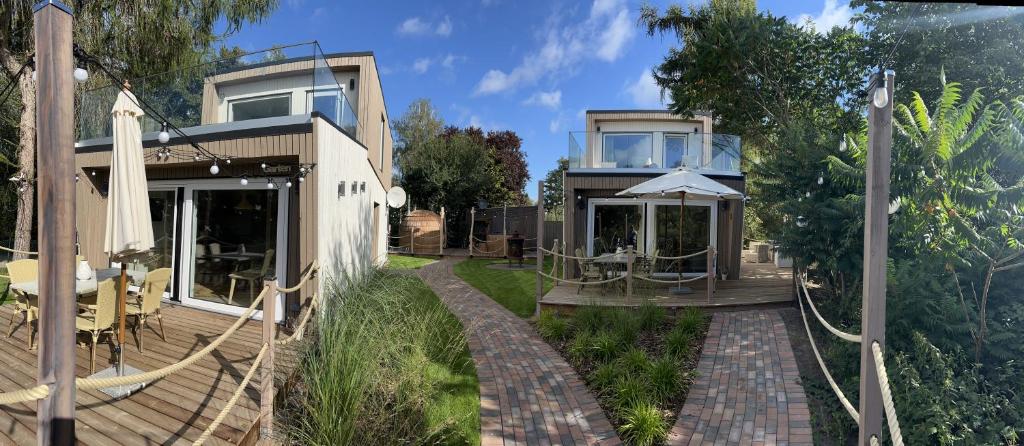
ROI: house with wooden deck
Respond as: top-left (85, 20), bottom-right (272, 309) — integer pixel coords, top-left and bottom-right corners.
top-left (544, 109), bottom-right (793, 309)
top-left (72, 43), bottom-right (393, 322)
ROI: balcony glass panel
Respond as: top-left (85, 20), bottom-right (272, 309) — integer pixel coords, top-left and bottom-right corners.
top-left (602, 133), bottom-right (653, 168)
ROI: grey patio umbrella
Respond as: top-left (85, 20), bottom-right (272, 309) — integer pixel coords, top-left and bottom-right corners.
top-left (617, 167), bottom-right (743, 292)
top-left (102, 87), bottom-right (155, 388)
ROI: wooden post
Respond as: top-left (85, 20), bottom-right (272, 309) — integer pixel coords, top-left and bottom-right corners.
top-left (626, 245), bottom-right (634, 306)
top-left (502, 204), bottom-right (508, 258)
top-left (706, 245), bottom-right (714, 303)
top-left (260, 278), bottom-right (278, 442)
top-left (535, 181), bottom-right (544, 317)
top-left (439, 206), bottom-right (446, 255)
top-left (468, 207), bottom-right (476, 258)
top-left (35, 2), bottom-right (76, 444)
top-left (549, 239), bottom-right (560, 280)
top-left (410, 228), bottom-right (416, 255)
top-left (859, 69), bottom-right (894, 446)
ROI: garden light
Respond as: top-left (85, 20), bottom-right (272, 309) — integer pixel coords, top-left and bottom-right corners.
top-left (158, 122), bottom-right (170, 144)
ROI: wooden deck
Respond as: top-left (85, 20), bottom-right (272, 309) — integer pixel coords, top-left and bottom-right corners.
top-left (0, 302), bottom-right (281, 445)
top-left (541, 261), bottom-right (795, 310)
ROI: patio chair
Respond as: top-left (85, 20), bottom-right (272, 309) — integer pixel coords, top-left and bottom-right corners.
top-left (574, 248), bottom-right (602, 294)
top-left (76, 278), bottom-right (118, 374)
top-left (6, 259), bottom-right (39, 349)
top-left (227, 248), bottom-right (274, 305)
top-left (125, 268), bottom-right (171, 353)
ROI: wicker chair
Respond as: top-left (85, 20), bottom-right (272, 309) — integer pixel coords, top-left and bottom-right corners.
top-left (77, 278), bottom-right (118, 374)
top-left (126, 268), bottom-right (172, 352)
top-left (6, 259), bottom-right (38, 349)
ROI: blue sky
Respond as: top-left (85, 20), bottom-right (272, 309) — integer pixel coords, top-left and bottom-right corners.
top-left (223, 0), bottom-right (855, 200)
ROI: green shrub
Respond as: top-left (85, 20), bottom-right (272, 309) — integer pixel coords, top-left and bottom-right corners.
top-left (636, 302), bottom-right (667, 330)
top-left (573, 305), bottom-right (612, 333)
top-left (536, 310), bottom-right (569, 341)
top-left (648, 356), bottom-right (680, 403)
top-left (567, 331), bottom-right (592, 365)
top-left (617, 347), bottom-right (651, 374)
top-left (618, 403), bottom-right (669, 446)
top-left (588, 362), bottom-right (621, 394)
top-left (665, 328), bottom-right (694, 359)
top-left (676, 307), bottom-right (707, 336)
top-left (610, 375), bottom-right (652, 413)
top-left (591, 330), bottom-right (621, 363)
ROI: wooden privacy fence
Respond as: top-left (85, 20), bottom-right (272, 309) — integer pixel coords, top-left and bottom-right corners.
top-left (0, 260), bottom-right (321, 445)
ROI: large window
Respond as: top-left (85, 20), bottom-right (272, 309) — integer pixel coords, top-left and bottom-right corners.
top-left (664, 134), bottom-right (694, 169)
top-left (602, 133), bottom-right (653, 168)
top-left (591, 204), bottom-right (644, 255)
top-left (228, 94), bottom-right (291, 122)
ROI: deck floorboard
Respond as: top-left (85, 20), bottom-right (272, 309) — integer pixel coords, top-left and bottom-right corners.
top-left (0, 301), bottom-right (284, 445)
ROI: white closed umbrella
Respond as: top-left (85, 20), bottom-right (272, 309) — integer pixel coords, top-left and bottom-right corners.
top-left (103, 88), bottom-right (154, 382)
top-left (617, 168), bottom-right (743, 293)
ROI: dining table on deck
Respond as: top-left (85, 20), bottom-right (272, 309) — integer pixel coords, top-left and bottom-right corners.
top-left (10, 268), bottom-right (149, 301)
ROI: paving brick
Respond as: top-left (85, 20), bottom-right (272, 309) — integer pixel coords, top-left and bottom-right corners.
top-left (420, 260), bottom-right (619, 445)
top-left (667, 311), bottom-right (812, 445)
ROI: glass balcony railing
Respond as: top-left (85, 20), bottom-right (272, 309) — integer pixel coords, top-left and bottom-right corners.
top-left (77, 41), bottom-right (362, 143)
top-left (568, 131), bottom-right (742, 172)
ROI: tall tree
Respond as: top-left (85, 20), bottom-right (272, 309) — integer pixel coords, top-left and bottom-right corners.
top-left (0, 0), bottom-right (278, 257)
top-left (485, 130), bottom-right (529, 205)
top-left (853, 2), bottom-right (1024, 105)
top-left (542, 158), bottom-right (568, 220)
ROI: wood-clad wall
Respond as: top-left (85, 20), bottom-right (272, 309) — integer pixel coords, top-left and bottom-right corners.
top-left (74, 129), bottom-right (315, 317)
top-left (563, 173), bottom-right (745, 280)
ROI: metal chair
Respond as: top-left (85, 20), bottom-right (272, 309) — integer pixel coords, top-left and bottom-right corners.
top-left (574, 248), bottom-right (603, 294)
top-left (227, 249), bottom-right (274, 305)
top-left (126, 268), bottom-right (172, 352)
top-left (76, 278), bottom-right (118, 374)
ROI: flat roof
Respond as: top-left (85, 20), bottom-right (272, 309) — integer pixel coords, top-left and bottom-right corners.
top-left (75, 114), bottom-right (313, 152)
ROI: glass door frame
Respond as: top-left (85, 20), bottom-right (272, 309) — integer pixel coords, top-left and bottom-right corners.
top-left (147, 184), bottom-right (180, 301)
top-left (170, 178), bottom-right (289, 321)
top-left (585, 197), bottom-right (717, 278)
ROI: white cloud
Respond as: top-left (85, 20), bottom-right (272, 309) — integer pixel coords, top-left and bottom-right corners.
top-left (436, 16), bottom-right (452, 37)
top-left (625, 69), bottom-right (663, 108)
top-left (413, 58), bottom-right (433, 74)
top-left (796, 0), bottom-right (853, 32)
top-left (441, 53), bottom-right (464, 69)
top-left (549, 113), bottom-right (568, 133)
top-left (524, 90), bottom-right (562, 109)
top-left (397, 17), bottom-right (431, 35)
top-left (468, 115), bottom-right (503, 131)
top-left (397, 16), bottom-right (453, 37)
top-left (474, 0), bottom-right (635, 95)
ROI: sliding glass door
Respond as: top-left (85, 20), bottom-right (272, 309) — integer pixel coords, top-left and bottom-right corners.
top-left (178, 180), bottom-right (288, 321)
top-left (586, 199), bottom-right (716, 276)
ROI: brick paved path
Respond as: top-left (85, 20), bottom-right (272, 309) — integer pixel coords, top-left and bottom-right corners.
top-left (669, 310), bottom-right (812, 446)
top-left (419, 259), bottom-right (621, 446)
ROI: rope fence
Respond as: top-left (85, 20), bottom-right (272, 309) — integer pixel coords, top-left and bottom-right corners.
top-left (0, 245), bottom-right (38, 256)
top-left (633, 273), bottom-right (708, 284)
top-left (192, 343), bottom-right (269, 446)
top-left (0, 384), bottom-right (49, 406)
top-left (536, 269), bottom-right (626, 286)
top-left (797, 268), bottom-right (905, 443)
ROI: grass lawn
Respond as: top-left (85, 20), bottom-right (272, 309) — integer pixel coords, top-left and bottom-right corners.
top-left (386, 254), bottom-right (438, 270)
top-left (453, 257), bottom-right (558, 318)
top-left (283, 269), bottom-right (479, 445)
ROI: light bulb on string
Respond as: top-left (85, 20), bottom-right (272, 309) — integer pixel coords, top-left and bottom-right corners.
top-left (260, 162), bottom-right (268, 170)
top-left (158, 122), bottom-right (170, 144)
top-left (73, 67), bottom-right (88, 83)
top-left (193, 153), bottom-right (201, 162)
top-left (872, 70), bottom-right (889, 109)
top-left (817, 174), bottom-right (824, 185)
top-left (209, 161), bottom-right (220, 175)
top-left (267, 178), bottom-right (274, 189)
top-left (298, 176), bottom-right (305, 183)
top-left (285, 180), bottom-right (293, 188)
top-left (805, 191), bottom-right (811, 198)
top-left (225, 158), bottom-right (231, 164)
top-left (839, 139), bottom-right (847, 152)
top-left (239, 175), bottom-right (249, 186)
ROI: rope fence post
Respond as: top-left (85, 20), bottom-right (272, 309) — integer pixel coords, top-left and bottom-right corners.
top-left (535, 181), bottom-right (544, 318)
top-left (626, 245), bottom-right (634, 306)
top-left (439, 206), bottom-right (445, 255)
top-left (706, 245), bottom-right (713, 304)
top-left (410, 227), bottom-right (416, 256)
top-left (549, 239), bottom-right (559, 280)
top-left (469, 207), bottom-right (476, 258)
top-left (35, 2), bottom-right (77, 444)
top-left (502, 204), bottom-right (508, 258)
top-left (260, 278), bottom-right (278, 441)
top-left (859, 69), bottom-right (894, 445)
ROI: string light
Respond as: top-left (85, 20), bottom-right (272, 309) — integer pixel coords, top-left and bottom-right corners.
top-left (839, 139), bottom-right (847, 152)
top-left (872, 69), bottom-right (889, 109)
top-left (209, 161), bottom-right (220, 175)
top-left (240, 175), bottom-right (248, 186)
top-left (266, 178), bottom-right (274, 189)
top-left (158, 122), bottom-right (170, 144)
top-left (817, 174), bottom-right (824, 185)
top-left (285, 180), bottom-right (293, 188)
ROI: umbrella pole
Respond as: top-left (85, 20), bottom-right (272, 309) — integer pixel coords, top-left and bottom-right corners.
top-left (670, 191), bottom-right (693, 295)
top-left (117, 262), bottom-right (128, 375)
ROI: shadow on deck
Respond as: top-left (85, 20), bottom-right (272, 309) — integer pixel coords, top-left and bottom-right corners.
top-left (0, 302), bottom-right (285, 445)
top-left (541, 261), bottom-right (794, 311)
